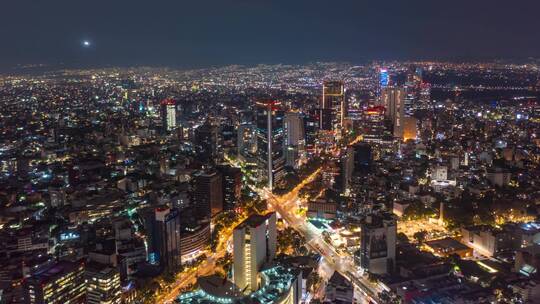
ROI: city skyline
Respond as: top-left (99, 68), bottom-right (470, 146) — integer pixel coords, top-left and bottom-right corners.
top-left (1, 2), bottom-right (540, 304)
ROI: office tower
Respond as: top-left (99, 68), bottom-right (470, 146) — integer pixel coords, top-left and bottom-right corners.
top-left (403, 85), bottom-right (416, 116)
top-left (233, 212), bottom-right (277, 293)
top-left (145, 207), bottom-right (181, 270)
top-left (303, 111), bottom-right (319, 151)
top-left (284, 112), bottom-right (305, 169)
top-left (419, 82), bottom-right (431, 105)
top-left (359, 214), bottom-right (397, 275)
top-left (255, 100), bottom-right (285, 190)
top-left (161, 99), bottom-right (176, 132)
top-left (379, 68), bottom-right (389, 89)
top-left (237, 123), bottom-right (255, 157)
top-left (320, 81), bottom-right (345, 132)
top-left (284, 112), bottom-right (305, 147)
top-left (353, 143), bottom-right (372, 174)
top-left (402, 116), bottom-right (418, 141)
top-left (362, 106), bottom-right (387, 143)
top-left (195, 122), bottom-right (219, 163)
top-left (179, 213), bottom-right (211, 262)
top-left (193, 170), bottom-right (223, 218)
top-left (285, 145), bottom-right (302, 169)
top-left (216, 165), bottom-right (242, 210)
top-left (85, 263), bottom-right (122, 304)
top-left (382, 87), bottom-right (405, 138)
top-left (340, 146), bottom-right (354, 194)
top-left (25, 260), bottom-right (86, 304)
top-left (221, 124), bottom-right (236, 149)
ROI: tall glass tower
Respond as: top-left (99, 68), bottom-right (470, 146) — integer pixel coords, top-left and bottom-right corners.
top-left (255, 100), bottom-right (285, 190)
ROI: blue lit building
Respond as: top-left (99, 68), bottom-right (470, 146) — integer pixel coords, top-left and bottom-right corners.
top-left (379, 68), bottom-right (389, 89)
top-left (178, 265), bottom-right (302, 304)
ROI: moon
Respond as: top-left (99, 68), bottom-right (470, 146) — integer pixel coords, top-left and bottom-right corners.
top-left (82, 40), bottom-right (91, 47)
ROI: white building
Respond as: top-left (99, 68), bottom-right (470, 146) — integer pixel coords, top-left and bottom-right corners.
top-left (233, 212), bottom-right (277, 293)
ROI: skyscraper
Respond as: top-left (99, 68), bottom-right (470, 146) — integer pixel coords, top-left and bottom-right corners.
top-left (320, 81), bottom-right (345, 132)
top-left (359, 214), bottom-right (397, 275)
top-left (353, 142), bottom-right (373, 174)
top-left (284, 112), bottom-right (305, 168)
top-left (255, 100), bottom-right (285, 190)
top-left (340, 146), bottom-right (354, 194)
top-left (381, 87), bottom-right (405, 138)
top-left (237, 123), bottom-right (255, 157)
top-left (193, 170), bottom-right (223, 218)
top-left (145, 207), bottom-right (182, 271)
top-left (402, 116), bottom-right (418, 141)
top-left (194, 122), bottom-right (219, 163)
top-left (216, 165), bottom-right (242, 211)
top-left (379, 68), bottom-right (389, 89)
top-left (161, 99), bottom-right (176, 132)
top-left (284, 112), bottom-right (304, 147)
top-left (233, 212), bottom-right (277, 293)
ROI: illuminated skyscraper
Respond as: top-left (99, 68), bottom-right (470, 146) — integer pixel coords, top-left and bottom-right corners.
top-left (256, 100), bottom-right (285, 190)
top-left (25, 260), bottom-right (86, 304)
top-left (382, 87), bottom-right (405, 138)
top-left (320, 81), bottom-right (345, 132)
top-left (145, 207), bottom-right (181, 271)
top-left (233, 212), bottom-right (277, 293)
top-left (379, 68), bottom-right (389, 89)
top-left (402, 117), bottom-right (418, 141)
top-left (161, 99), bottom-right (177, 132)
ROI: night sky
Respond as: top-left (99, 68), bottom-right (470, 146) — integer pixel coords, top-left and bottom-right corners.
top-left (1, 0), bottom-right (539, 69)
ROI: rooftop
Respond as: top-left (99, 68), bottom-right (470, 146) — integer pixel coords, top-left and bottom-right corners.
top-left (424, 237), bottom-right (470, 252)
top-left (178, 265), bottom-right (299, 304)
top-left (235, 212), bottom-right (275, 230)
top-left (29, 260), bottom-right (84, 285)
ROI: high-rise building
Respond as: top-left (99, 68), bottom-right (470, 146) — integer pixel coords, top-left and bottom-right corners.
top-left (359, 213), bottom-right (397, 275)
top-left (25, 260), bottom-right (86, 304)
top-left (233, 212), bottom-right (277, 293)
top-left (237, 123), bottom-right (256, 157)
top-left (353, 143), bottom-right (372, 174)
top-left (255, 100), bottom-right (285, 190)
top-left (179, 212), bottom-right (211, 263)
top-left (216, 165), bottom-right (242, 211)
top-left (161, 99), bottom-right (176, 132)
top-left (340, 146), bottom-right (354, 194)
top-left (194, 122), bottom-right (219, 163)
top-left (284, 112), bottom-right (305, 147)
top-left (402, 116), bottom-right (418, 141)
top-left (85, 263), bottom-right (122, 304)
top-left (145, 207), bottom-right (181, 271)
top-left (379, 68), bottom-right (389, 89)
top-left (303, 111), bottom-right (319, 153)
top-left (382, 87), bottom-right (405, 138)
top-left (193, 170), bottom-right (223, 218)
top-left (320, 81), bottom-right (345, 132)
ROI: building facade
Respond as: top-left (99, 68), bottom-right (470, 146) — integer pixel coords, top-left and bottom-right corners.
top-left (233, 212), bottom-right (277, 293)
top-left (256, 100), bottom-right (285, 190)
